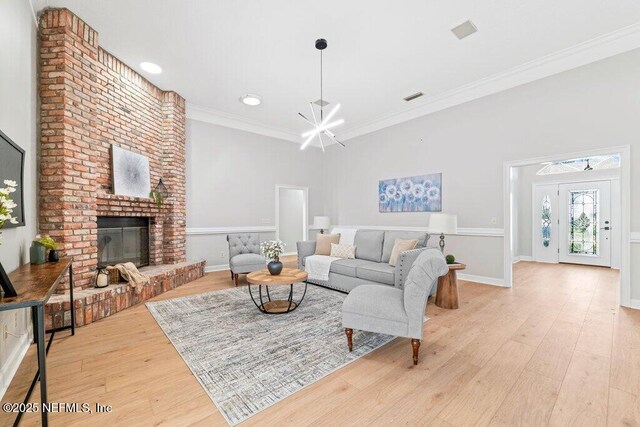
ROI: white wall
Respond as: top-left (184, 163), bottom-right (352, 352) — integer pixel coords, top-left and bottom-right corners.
top-left (322, 48), bottom-right (640, 297)
top-left (0, 0), bottom-right (38, 398)
top-left (185, 120), bottom-right (326, 269)
top-left (277, 188), bottom-right (305, 254)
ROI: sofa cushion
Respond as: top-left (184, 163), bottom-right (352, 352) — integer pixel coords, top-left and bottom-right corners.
top-left (330, 243), bottom-right (356, 259)
top-left (315, 233), bottom-right (341, 255)
top-left (330, 259), bottom-right (376, 277)
top-left (381, 231), bottom-right (429, 263)
top-left (388, 239), bottom-right (418, 267)
top-left (356, 262), bottom-right (395, 285)
top-left (229, 253), bottom-right (266, 272)
top-left (354, 230), bottom-right (385, 262)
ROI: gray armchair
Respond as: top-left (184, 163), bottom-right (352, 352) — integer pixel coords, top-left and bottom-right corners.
top-left (342, 248), bottom-right (448, 365)
top-left (226, 233), bottom-right (266, 286)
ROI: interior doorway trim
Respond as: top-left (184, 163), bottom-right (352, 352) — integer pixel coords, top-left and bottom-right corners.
top-left (275, 184), bottom-right (309, 254)
top-left (503, 145), bottom-right (631, 307)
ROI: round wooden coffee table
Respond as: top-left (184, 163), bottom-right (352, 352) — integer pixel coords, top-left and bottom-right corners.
top-left (246, 268), bottom-right (309, 314)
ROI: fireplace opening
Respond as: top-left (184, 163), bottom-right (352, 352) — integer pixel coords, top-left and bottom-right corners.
top-left (97, 217), bottom-right (150, 268)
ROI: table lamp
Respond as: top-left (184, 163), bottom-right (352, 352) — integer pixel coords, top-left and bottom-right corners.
top-left (428, 213), bottom-right (458, 252)
top-left (313, 216), bottom-right (331, 234)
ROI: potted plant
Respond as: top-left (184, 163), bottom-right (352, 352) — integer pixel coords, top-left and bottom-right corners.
top-left (260, 240), bottom-right (285, 275)
top-left (36, 234), bottom-right (59, 262)
top-left (30, 238), bottom-right (46, 265)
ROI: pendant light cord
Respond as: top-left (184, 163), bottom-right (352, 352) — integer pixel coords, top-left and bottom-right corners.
top-left (320, 49), bottom-right (323, 121)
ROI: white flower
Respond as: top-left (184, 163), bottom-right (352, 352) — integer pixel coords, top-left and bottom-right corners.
top-left (399, 179), bottom-right (413, 195)
top-left (412, 184), bottom-right (425, 198)
top-left (427, 187), bottom-right (440, 201)
top-left (385, 184), bottom-right (398, 198)
top-left (9, 218), bottom-right (18, 224)
top-left (260, 239), bottom-right (285, 259)
top-left (3, 180), bottom-right (16, 187)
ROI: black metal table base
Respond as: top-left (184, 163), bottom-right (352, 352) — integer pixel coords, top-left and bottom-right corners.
top-left (13, 265), bottom-right (74, 427)
top-left (248, 282), bottom-right (308, 314)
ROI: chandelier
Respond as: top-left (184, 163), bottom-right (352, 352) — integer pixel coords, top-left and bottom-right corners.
top-left (298, 38), bottom-right (345, 151)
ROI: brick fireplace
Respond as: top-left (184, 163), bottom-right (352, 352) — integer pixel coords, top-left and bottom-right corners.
top-left (39, 8), bottom-right (189, 291)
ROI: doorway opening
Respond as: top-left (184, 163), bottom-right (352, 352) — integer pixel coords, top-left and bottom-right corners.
top-left (504, 146), bottom-right (631, 307)
top-left (275, 185), bottom-right (308, 256)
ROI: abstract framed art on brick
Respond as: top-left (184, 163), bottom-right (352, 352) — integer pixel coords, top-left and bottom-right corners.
top-left (111, 145), bottom-right (151, 199)
top-left (378, 173), bottom-right (442, 213)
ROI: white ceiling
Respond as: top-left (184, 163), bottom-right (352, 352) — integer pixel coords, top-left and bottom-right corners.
top-left (43, 0), bottom-right (640, 144)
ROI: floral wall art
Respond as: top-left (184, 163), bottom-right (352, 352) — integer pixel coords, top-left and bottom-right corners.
top-left (378, 173), bottom-right (442, 213)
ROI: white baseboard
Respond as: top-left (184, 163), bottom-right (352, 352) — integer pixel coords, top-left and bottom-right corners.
top-left (0, 326), bottom-right (33, 400)
top-left (512, 255), bottom-right (533, 264)
top-left (627, 299), bottom-right (640, 310)
top-left (204, 264), bottom-right (230, 273)
top-left (458, 273), bottom-right (507, 287)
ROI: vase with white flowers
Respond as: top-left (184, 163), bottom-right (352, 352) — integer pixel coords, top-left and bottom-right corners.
top-left (260, 239), bottom-right (285, 275)
top-left (0, 180), bottom-right (19, 244)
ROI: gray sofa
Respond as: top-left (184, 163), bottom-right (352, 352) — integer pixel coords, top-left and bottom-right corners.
top-left (296, 230), bottom-right (432, 293)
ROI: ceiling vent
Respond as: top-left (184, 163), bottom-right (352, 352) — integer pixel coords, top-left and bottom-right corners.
top-left (451, 20), bottom-right (478, 40)
top-left (313, 99), bottom-right (329, 107)
top-left (403, 92), bottom-right (424, 102)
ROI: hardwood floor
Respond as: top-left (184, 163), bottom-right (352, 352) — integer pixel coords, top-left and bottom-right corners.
top-left (11, 258), bottom-right (640, 426)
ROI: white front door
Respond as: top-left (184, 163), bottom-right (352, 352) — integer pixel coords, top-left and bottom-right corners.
top-left (558, 181), bottom-right (611, 267)
top-left (533, 184), bottom-right (559, 263)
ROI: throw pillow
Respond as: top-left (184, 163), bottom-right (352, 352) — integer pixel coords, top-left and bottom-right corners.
top-left (388, 238), bottom-right (419, 267)
top-left (330, 243), bottom-right (356, 259)
top-left (315, 233), bottom-right (341, 256)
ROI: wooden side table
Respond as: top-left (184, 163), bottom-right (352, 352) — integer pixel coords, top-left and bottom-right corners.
top-left (0, 259), bottom-right (74, 427)
top-left (435, 263), bottom-right (466, 309)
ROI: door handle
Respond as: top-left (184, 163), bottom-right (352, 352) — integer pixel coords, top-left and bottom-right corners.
top-left (600, 227), bottom-right (610, 231)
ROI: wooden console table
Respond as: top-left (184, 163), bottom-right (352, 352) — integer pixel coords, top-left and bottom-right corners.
top-left (0, 259), bottom-right (75, 426)
top-left (435, 263), bottom-right (465, 309)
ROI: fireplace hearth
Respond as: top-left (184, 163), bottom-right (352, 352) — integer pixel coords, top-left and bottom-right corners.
top-left (97, 217), bottom-right (150, 268)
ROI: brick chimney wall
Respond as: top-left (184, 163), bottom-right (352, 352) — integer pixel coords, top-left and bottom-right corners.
top-left (39, 8), bottom-right (187, 289)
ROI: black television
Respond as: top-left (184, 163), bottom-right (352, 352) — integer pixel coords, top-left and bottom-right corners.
top-left (0, 129), bottom-right (25, 228)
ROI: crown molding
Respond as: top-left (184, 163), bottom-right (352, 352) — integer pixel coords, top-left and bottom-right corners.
top-left (186, 104), bottom-right (301, 143)
top-left (186, 23), bottom-right (640, 145)
top-left (340, 22), bottom-right (640, 141)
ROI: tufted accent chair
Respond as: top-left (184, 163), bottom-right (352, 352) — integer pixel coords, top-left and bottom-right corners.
top-left (227, 233), bottom-right (266, 286)
top-left (342, 249), bottom-right (448, 365)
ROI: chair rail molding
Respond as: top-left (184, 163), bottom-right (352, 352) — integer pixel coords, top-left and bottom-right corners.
top-left (187, 226), bottom-right (276, 236)
top-left (630, 232), bottom-right (640, 244)
top-left (332, 225), bottom-right (504, 238)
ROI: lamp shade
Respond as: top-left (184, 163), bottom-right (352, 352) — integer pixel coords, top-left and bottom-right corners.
top-left (313, 216), bottom-right (331, 230)
top-left (428, 213), bottom-right (458, 234)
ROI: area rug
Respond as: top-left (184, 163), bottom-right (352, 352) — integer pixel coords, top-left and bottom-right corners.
top-left (146, 284), bottom-right (394, 425)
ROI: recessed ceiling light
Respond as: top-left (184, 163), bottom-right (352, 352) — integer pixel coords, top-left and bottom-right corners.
top-left (140, 62), bottom-right (162, 74)
top-left (451, 20), bottom-right (478, 40)
top-left (240, 94), bottom-right (261, 106)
